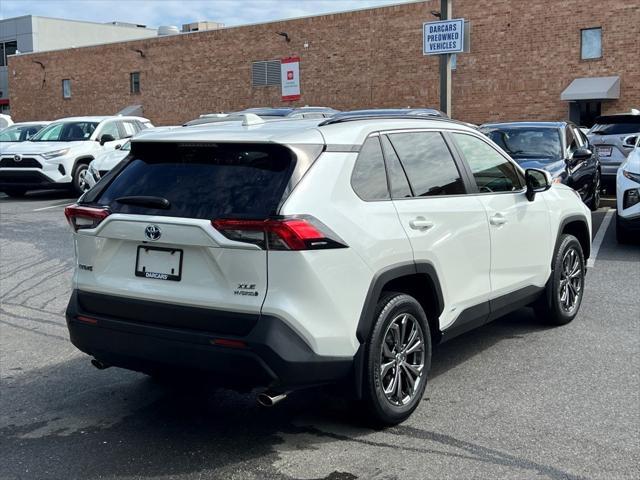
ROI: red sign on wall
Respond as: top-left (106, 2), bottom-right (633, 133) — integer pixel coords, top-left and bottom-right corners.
top-left (281, 57), bottom-right (300, 101)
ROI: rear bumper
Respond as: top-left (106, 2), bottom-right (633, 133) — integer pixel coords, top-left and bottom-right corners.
top-left (66, 290), bottom-right (353, 388)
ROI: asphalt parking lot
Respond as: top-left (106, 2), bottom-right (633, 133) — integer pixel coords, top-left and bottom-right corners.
top-left (1, 191), bottom-right (638, 480)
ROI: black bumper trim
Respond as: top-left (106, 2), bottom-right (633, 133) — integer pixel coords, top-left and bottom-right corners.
top-left (66, 290), bottom-right (353, 388)
top-left (0, 170), bottom-right (67, 189)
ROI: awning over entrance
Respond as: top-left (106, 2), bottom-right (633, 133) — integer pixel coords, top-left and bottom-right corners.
top-left (561, 76), bottom-right (620, 101)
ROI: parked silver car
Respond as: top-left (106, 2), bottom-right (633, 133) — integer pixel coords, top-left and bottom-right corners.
top-left (587, 111), bottom-right (640, 182)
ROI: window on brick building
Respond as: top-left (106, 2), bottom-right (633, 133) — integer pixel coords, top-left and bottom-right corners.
top-left (581, 28), bottom-right (602, 60)
top-left (0, 41), bottom-right (18, 67)
top-left (130, 72), bottom-right (140, 94)
top-left (251, 60), bottom-right (281, 87)
top-left (62, 79), bottom-right (71, 99)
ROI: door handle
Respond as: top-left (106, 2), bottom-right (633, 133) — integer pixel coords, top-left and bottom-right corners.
top-left (489, 213), bottom-right (507, 226)
top-left (409, 218), bottom-right (434, 230)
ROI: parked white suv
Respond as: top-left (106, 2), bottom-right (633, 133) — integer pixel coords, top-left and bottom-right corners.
top-left (64, 114), bottom-right (592, 425)
top-left (0, 116), bottom-right (152, 197)
top-left (616, 134), bottom-right (640, 243)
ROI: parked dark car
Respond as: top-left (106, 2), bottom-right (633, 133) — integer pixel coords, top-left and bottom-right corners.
top-left (480, 121), bottom-right (601, 210)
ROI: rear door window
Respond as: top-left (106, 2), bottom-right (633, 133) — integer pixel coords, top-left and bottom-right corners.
top-left (351, 136), bottom-right (390, 201)
top-left (90, 142), bottom-right (296, 220)
top-left (387, 131), bottom-right (465, 196)
top-left (380, 135), bottom-right (412, 199)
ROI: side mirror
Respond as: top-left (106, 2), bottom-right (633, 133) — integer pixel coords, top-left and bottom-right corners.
top-left (114, 144), bottom-right (122, 150)
top-left (99, 134), bottom-right (115, 146)
top-left (623, 135), bottom-right (638, 148)
top-left (525, 168), bottom-right (552, 201)
top-left (571, 147), bottom-right (593, 161)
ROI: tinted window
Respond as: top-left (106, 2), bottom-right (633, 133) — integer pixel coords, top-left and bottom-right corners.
top-left (453, 133), bottom-right (523, 193)
top-left (93, 143), bottom-right (295, 220)
top-left (590, 120), bottom-right (640, 135)
top-left (380, 135), bottom-right (412, 199)
top-left (121, 121), bottom-right (138, 137)
top-left (387, 132), bottom-right (465, 196)
top-left (31, 121), bottom-right (97, 141)
top-left (100, 122), bottom-right (121, 140)
top-left (351, 137), bottom-right (389, 201)
top-left (483, 127), bottom-right (562, 159)
top-left (0, 124), bottom-right (44, 142)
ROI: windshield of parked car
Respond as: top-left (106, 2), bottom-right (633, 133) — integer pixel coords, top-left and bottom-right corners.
top-left (0, 124), bottom-right (45, 142)
top-left (483, 127), bottom-right (562, 160)
top-left (31, 121), bottom-right (98, 142)
top-left (589, 117), bottom-right (640, 135)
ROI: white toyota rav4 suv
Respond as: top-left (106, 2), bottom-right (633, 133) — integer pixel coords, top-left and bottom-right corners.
top-left (64, 114), bottom-right (592, 425)
top-left (0, 115), bottom-right (152, 197)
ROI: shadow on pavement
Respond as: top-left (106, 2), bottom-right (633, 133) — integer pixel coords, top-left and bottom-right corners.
top-left (0, 189), bottom-right (77, 202)
top-left (0, 306), bottom-right (572, 480)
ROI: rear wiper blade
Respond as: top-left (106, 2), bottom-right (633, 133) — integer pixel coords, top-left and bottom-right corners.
top-left (115, 196), bottom-right (171, 209)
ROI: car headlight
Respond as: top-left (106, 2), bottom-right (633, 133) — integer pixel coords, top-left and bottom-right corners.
top-left (623, 170), bottom-right (640, 184)
top-left (42, 148), bottom-right (70, 159)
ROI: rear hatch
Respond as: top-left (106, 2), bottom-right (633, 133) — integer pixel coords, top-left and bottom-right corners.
top-left (69, 141), bottom-right (303, 330)
top-left (589, 115), bottom-right (640, 164)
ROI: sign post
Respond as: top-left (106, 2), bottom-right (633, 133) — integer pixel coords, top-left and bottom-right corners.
top-left (422, 0), bottom-right (463, 116)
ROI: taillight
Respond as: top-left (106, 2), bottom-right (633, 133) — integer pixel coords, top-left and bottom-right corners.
top-left (64, 204), bottom-right (110, 232)
top-left (212, 216), bottom-right (347, 251)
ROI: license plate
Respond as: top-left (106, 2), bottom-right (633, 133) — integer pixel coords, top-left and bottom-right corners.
top-left (135, 246), bottom-right (183, 281)
top-left (597, 146), bottom-right (612, 157)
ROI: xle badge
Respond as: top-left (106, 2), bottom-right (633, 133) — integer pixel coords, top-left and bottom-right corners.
top-left (234, 283), bottom-right (259, 296)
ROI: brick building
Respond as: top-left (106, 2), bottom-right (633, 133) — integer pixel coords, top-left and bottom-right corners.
top-left (6, 0), bottom-right (640, 126)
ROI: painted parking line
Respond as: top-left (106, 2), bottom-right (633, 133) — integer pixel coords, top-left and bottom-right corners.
top-left (587, 208), bottom-right (615, 269)
top-left (32, 201), bottom-right (75, 212)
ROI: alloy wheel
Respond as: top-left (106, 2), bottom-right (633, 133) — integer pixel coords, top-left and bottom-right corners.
top-left (78, 169), bottom-right (90, 192)
top-left (379, 313), bottom-right (425, 406)
top-left (559, 247), bottom-right (583, 313)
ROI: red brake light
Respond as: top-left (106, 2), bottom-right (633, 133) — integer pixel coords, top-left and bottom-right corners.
top-left (64, 204), bottom-right (110, 232)
top-left (212, 217), bottom-right (346, 251)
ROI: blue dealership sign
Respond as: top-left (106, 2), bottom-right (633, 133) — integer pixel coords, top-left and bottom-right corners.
top-left (423, 19), bottom-right (465, 55)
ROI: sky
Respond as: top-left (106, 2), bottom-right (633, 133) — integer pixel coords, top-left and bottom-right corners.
top-left (0, 0), bottom-right (416, 28)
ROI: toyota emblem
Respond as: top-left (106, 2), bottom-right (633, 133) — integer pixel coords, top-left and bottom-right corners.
top-left (144, 225), bottom-right (161, 241)
top-left (13, 154), bottom-right (22, 163)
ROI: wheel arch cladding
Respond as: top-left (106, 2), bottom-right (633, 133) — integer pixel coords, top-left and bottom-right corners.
top-left (559, 216), bottom-right (591, 260)
top-left (352, 262), bottom-right (443, 398)
top-left (74, 156), bottom-right (94, 168)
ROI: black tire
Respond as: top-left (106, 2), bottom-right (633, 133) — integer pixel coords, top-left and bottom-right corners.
top-left (72, 162), bottom-right (90, 196)
top-left (615, 215), bottom-right (631, 244)
top-left (3, 188), bottom-right (27, 198)
top-left (362, 292), bottom-right (431, 426)
top-left (534, 234), bottom-right (585, 325)
top-left (588, 170), bottom-right (601, 211)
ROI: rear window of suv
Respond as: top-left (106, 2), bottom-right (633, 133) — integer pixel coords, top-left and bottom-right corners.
top-left (87, 142), bottom-right (296, 220)
top-left (590, 117), bottom-right (640, 135)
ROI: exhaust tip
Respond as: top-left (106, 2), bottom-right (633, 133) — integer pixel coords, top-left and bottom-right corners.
top-left (91, 358), bottom-right (110, 370)
top-left (257, 391), bottom-right (288, 407)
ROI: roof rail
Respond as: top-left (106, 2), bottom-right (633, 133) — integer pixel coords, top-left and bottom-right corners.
top-left (318, 114), bottom-right (457, 127)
